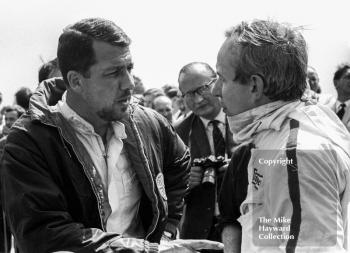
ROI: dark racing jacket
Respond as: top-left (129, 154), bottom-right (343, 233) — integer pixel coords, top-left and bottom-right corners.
top-left (0, 78), bottom-right (190, 253)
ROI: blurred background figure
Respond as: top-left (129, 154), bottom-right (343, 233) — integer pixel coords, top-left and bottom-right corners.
top-left (163, 84), bottom-right (180, 113)
top-left (307, 66), bottom-right (321, 93)
top-left (0, 105), bottom-right (25, 253)
top-left (153, 95), bottom-right (173, 123)
top-left (142, 88), bottom-right (165, 108)
top-left (0, 92), bottom-right (3, 136)
top-left (14, 87), bottom-right (32, 111)
top-left (173, 95), bottom-right (191, 124)
top-left (323, 63), bottom-right (350, 131)
top-left (131, 75), bottom-right (146, 105)
top-left (38, 58), bottom-right (62, 83)
top-left (132, 75), bottom-right (145, 95)
top-left (0, 105), bottom-right (25, 140)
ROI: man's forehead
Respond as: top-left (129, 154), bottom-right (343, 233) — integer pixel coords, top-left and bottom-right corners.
top-left (217, 40), bottom-right (240, 73)
top-left (154, 96), bottom-right (172, 106)
top-left (93, 40), bottom-right (132, 65)
top-left (5, 111), bottom-right (18, 117)
top-left (179, 68), bottom-right (212, 83)
top-left (179, 71), bottom-right (210, 92)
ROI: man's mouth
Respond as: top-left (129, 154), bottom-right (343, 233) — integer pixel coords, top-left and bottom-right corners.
top-left (195, 102), bottom-right (208, 110)
top-left (117, 96), bottom-right (131, 103)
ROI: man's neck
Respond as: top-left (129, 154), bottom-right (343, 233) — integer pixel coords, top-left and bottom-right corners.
top-left (66, 91), bottom-right (109, 141)
top-left (338, 95), bottom-right (350, 103)
top-left (202, 108), bottom-right (221, 121)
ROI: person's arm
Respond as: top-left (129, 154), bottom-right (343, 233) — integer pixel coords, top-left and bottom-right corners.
top-left (0, 127), bottom-right (158, 253)
top-left (222, 224), bottom-right (241, 253)
top-left (1, 118), bottom-right (220, 253)
top-left (161, 118), bottom-right (191, 238)
top-left (218, 161), bottom-right (242, 253)
top-left (218, 143), bottom-right (251, 253)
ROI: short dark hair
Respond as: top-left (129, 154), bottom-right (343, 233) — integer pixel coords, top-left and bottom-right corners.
top-left (333, 63), bottom-right (350, 83)
top-left (162, 84), bottom-right (179, 99)
top-left (178, 62), bottom-right (216, 83)
top-left (57, 17), bottom-right (131, 85)
top-left (14, 87), bottom-right (32, 110)
top-left (38, 58), bottom-right (60, 83)
top-left (225, 19), bottom-right (308, 101)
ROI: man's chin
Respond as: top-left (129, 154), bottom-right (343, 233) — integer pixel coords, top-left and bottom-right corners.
top-left (195, 106), bottom-right (216, 118)
top-left (98, 107), bottom-right (130, 122)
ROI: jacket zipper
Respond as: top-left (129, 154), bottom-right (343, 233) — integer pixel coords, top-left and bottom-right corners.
top-left (41, 120), bottom-right (106, 231)
top-left (129, 118), bottom-right (160, 240)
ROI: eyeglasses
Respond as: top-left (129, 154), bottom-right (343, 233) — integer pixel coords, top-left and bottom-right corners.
top-left (182, 78), bottom-right (217, 99)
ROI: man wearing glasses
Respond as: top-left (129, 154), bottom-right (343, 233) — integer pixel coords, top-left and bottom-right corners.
top-left (0, 19), bottom-right (224, 253)
top-left (174, 62), bottom-right (235, 247)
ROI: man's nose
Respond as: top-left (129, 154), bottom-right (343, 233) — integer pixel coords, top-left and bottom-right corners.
top-left (121, 71), bottom-right (135, 90)
top-left (193, 92), bottom-right (204, 103)
top-left (211, 79), bottom-right (222, 98)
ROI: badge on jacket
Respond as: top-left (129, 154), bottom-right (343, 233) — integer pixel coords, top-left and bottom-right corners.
top-left (156, 173), bottom-right (167, 200)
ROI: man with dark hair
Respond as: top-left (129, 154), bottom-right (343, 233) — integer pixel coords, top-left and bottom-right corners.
top-left (175, 62), bottom-right (235, 247)
top-left (329, 64), bottom-right (350, 131)
top-left (0, 105), bottom-right (25, 139)
top-left (38, 57), bottom-right (62, 83)
top-left (213, 19), bottom-right (350, 252)
top-left (1, 18), bottom-right (222, 253)
top-left (14, 87), bottom-right (32, 111)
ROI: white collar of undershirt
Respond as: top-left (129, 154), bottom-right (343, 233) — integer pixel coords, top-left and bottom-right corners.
top-left (57, 91), bottom-right (127, 139)
top-left (200, 108), bottom-right (226, 128)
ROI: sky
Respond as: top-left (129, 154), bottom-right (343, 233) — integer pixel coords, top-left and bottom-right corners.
top-left (0, 0), bottom-right (349, 106)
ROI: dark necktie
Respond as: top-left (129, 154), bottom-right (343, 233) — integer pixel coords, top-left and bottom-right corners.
top-left (210, 120), bottom-right (225, 157)
top-left (337, 103), bottom-right (346, 120)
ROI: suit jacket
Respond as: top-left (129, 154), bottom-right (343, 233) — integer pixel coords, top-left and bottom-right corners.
top-left (320, 94), bottom-right (350, 132)
top-left (174, 112), bottom-right (235, 239)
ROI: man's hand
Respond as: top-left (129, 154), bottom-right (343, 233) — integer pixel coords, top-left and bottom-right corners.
top-left (222, 224), bottom-right (241, 253)
top-left (189, 166), bottom-right (203, 189)
top-left (160, 239), bottom-right (224, 253)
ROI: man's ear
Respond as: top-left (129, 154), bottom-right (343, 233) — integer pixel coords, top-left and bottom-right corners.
top-left (249, 74), bottom-right (265, 102)
top-left (66, 71), bottom-right (83, 91)
top-left (333, 80), bottom-right (339, 89)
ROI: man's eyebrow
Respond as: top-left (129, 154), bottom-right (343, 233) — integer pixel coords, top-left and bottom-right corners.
top-left (105, 61), bottom-right (134, 70)
top-left (104, 65), bottom-right (127, 73)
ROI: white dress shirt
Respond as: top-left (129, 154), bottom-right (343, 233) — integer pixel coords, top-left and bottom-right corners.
top-left (200, 109), bottom-right (226, 157)
top-left (336, 99), bottom-right (350, 114)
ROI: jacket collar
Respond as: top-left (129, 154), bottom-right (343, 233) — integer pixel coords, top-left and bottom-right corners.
top-left (29, 77), bottom-right (67, 123)
top-left (227, 100), bottom-right (302, 143)
top-left (29, 77), bottom-right (137, 130)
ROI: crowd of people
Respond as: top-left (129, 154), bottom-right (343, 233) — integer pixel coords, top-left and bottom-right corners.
top-left (0, 17), bottom-right (349, 253)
